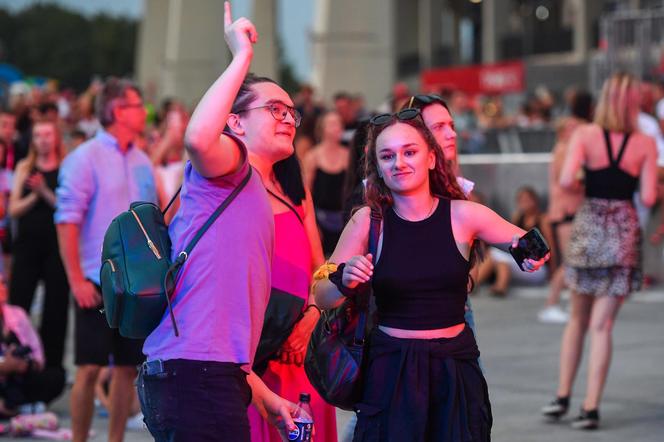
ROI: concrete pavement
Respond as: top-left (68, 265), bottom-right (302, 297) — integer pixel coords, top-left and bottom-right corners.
top-left (12, 285), bottom-right (664, 441)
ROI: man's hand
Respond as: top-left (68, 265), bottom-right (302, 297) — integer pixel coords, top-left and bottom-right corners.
top-left (278, 308), bottom-right (320, 366)
top-left (224, 1), bottom-right (258, 59)
top-left (71, 279), bottom-right (102, 309)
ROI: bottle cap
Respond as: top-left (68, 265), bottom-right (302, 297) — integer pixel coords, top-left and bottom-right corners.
top-left (299, 393), bottom-right (311, 403)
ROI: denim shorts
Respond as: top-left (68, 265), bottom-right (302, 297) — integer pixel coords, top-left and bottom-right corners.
top-left (136, 359), bottom-right (251, 442)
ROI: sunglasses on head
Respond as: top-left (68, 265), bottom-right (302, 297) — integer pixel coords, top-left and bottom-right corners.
top-left (407, 94), bottom-right (445, 108)
top-left (369, 108), bottom-right (421, 126)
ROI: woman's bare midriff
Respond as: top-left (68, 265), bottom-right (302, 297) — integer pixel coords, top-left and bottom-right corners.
top-left (379, 322), bottom-right (465, 339)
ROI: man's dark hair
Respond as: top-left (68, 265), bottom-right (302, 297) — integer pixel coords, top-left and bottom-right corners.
top-left (224, 73), bottom-right (278, 133)
top-left (39, 102), bottom-right (58, 116)
top-left (230, 73), bottom-right (278, 114)
top-left (95, 77), bottom-right (142, 127)
top-left (333, 92), bottom-right (352, 102)
top-left (273, 154), bottom-right (305, 206)
top-left (571, 90), bottom-right (593, 122)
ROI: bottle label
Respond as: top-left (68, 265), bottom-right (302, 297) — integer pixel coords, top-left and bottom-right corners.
top-left (287, 421), bottom-right (313, 441)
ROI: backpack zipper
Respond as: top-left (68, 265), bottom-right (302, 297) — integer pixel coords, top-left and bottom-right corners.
top-left (130, 209), bottom-right (162, 260)
top-left (105, 259), bottom-right (116, 272)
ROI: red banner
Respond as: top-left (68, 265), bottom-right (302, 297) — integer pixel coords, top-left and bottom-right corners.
top-left (421, 61), bottom-right (525, 95)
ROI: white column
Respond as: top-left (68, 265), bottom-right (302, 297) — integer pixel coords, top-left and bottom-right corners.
top-left (137, 0), bottom-right (230, 107)
top-left (311, 0), bottom-right (396, 109)
top-left (135, 0), bottom-right (170, 98)
top-left (419, 0), bottom-right (433, 70)
top-left (251, 0), bottom-right (278, 78)
top-left (482, 0), bottom-right (510, 63)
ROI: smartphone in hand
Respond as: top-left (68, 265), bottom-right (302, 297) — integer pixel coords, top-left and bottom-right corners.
top-left (508, 228), bottom-right (550, 271)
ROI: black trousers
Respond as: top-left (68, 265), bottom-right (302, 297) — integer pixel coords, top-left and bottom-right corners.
top-left (353, 327), bottom-right (492, 442)
top-left (2, 367), bottom-right (66, 409)
top-left (9, 238), bottom-right (69, 369)
top-left (137, 359), bottom-right (252, 442)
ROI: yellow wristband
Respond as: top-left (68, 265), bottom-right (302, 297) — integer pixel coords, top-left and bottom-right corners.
top-left (313, 262), bottom-right (339, 281)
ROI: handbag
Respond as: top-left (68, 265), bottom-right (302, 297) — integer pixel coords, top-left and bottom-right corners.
top-left (100, 167), bottom-right (252, 339)
top-left (304, 209), bottom-right (381, 410)
top-left (253, 189), bottom-right (306, 375)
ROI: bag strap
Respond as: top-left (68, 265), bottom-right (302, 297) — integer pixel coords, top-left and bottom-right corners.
top-left (163, 167), bottom-right (254, 336)
top-left (162, 187), bottom-right (182, 216)
top-left (266, 188), bottom-right (304, 226)
top-left (354, 208), bottom-right (382, 346)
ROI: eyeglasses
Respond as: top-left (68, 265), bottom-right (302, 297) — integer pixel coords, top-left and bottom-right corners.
top-left (406, 94), bottom-right (445, 109)
top-left (236, 102), bottom-right (302, 127)
top-left (369, 108), bottom-right (421, 126)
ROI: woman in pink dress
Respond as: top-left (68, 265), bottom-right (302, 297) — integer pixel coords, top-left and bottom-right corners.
top-left (249, 153), bottom-right (337, 441)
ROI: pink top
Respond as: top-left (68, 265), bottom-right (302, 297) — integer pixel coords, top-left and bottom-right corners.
top-left (272, 206), bottom-right (311, 301)
top-left (2, 304), bottom-right (44, 367)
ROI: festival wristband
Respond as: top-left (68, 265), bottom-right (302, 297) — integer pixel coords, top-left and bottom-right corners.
top-left (328, 263), bottom-right (366, 298)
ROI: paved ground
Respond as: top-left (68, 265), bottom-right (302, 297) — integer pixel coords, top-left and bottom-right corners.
top-left (8, 284), bottom-right (664, 441)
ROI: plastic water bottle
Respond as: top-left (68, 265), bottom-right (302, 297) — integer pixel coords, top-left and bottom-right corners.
top-left (287, 393), bottom-right (314, 441)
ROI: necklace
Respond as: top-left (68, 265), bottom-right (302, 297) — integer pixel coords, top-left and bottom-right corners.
top-left (393, 198), bottom-right (437, 222)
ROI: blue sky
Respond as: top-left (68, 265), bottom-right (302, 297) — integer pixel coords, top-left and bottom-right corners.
top-left (0, 0), bottom-right (315, 81)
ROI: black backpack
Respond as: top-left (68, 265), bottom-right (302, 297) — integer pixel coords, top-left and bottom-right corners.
top-left (304, 209), bottom-right (381, 410)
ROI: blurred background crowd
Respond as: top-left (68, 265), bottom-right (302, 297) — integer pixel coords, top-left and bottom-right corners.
top-left (0, 0), bottom-right (662, 438)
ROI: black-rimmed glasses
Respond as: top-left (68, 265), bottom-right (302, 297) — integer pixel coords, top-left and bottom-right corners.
top-left (369, 108), bottom-right (421, 126)
top-left (236, 102), bottom-right (302, 127)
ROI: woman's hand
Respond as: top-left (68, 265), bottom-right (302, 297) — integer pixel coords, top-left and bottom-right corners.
top-left (25, 172), bottom-right (46, 196)
top-left (512, 235), bottom-right (551, 272)
top-left (224, 1), bottom-right (258, 59)
top-left (341, 254), bottom-right (373, 289)
top-left (278, 307), bottom-right (320, 366)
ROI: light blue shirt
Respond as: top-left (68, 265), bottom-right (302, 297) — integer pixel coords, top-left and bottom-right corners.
top-left (55, 130), bottom-right (157, 285)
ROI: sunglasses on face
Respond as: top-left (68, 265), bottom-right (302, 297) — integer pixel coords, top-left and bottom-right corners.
top-left (369, 108), bottom-right (421, 126)
top-left (236, 102), bottom-right (302, 127)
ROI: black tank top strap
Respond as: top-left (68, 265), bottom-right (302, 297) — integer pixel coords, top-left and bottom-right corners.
top-left (614, 132), bottom-right (632, 167)
top-left (602, 129), bottom-right (615, 165)
top-left (602, 129), bottom-right (632, 168)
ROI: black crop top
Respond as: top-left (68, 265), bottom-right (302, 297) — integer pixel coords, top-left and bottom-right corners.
top-left (584, 130), bottom-right (638, 200)
top-left (372, 198), bottom-right (470, 330)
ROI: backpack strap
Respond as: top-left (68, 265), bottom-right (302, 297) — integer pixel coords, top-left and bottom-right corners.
top-left (353, 208), bottom-right (382, 346)
top-left (163, 166), bottom-right (254, 337)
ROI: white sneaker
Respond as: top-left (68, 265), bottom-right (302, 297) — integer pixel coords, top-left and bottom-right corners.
top-left (538, 305), bottom-right (569, 324)
top-left (126, 413), bottom-right (146, 431)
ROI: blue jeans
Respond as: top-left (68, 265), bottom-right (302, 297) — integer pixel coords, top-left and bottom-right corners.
top-left (465, 297), bottom-right (483, 371)
top-left (136, 359), bottom-right (251, 442)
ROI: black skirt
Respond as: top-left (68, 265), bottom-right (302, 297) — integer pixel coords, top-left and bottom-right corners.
top-left (353, 326), bottom-right (492, 442)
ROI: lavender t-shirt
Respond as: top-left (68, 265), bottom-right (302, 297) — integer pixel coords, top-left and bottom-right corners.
top-left (143, 138), bottom-right (273, 371)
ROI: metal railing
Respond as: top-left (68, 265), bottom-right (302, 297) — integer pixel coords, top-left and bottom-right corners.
top-left (591, 7), bottom-right (664, 91)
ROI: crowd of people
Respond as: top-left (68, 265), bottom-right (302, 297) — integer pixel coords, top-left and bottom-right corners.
top-left (0, 3), bottom-right (660, 441)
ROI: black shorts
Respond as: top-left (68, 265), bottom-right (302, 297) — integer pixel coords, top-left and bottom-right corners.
top-left (74, 282), bottom-right (145, 366)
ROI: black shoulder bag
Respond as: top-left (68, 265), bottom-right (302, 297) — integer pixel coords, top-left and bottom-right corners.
top-left (304, 209), bottom-right (381, 410)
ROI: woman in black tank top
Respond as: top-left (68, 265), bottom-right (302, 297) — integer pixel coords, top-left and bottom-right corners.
top-left (303, 111), bottom-right (350, 256)
top-left (314, 111), bottom-right (548, 441)
top-left (542, 73), bottom-right (658, 430)
top-left (7, 120), bottom-right (69, 372)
